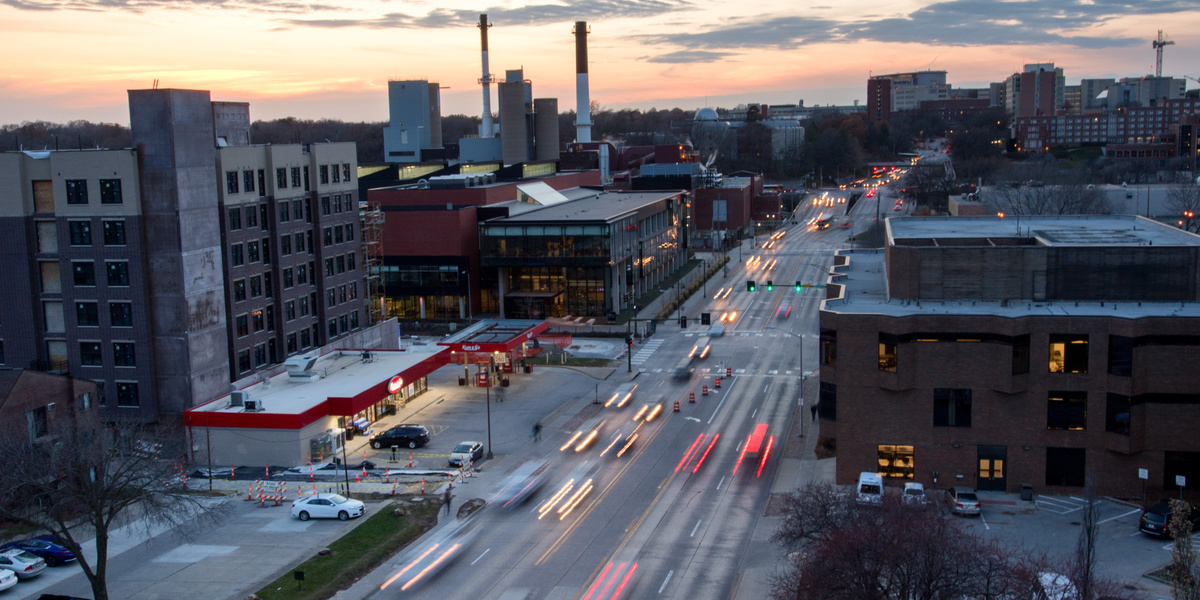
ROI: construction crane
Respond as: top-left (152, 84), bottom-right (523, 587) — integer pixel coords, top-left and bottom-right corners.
top-left (1153, 30), bottom-right (1174, 78)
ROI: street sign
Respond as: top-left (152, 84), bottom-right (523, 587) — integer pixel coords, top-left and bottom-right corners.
top-left (1138, 468), bottom-right (1148, 480)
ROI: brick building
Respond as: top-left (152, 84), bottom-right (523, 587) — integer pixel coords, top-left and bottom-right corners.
top-left (819, 215), bottom-right (1200, 499)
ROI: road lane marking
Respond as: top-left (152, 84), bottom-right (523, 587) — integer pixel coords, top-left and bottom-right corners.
top-left (717, 476), bottom-right (725, 490)
top-left (690, 519), bottom-right (702, 537)
top-left (1098, 508), bottom-right (1142, 525)
top-left (659, 570), bottom-right (673, 594)
top-left (471, 548), bottom-right (490, 565)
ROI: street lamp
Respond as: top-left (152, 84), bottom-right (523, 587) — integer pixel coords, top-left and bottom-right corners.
top-left (484, 352), bottom-right (496, 459)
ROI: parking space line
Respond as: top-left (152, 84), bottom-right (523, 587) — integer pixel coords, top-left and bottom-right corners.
top-left (1098, 508), bottom-right (1142, 525)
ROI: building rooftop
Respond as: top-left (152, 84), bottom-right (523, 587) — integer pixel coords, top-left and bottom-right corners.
top-left (822, 248), bottom-right (1200, 319)
top-left (888, 215), bottom-right (1200, 247)
top-left (496, 190), bottom-right (682, 223)
top-left (190, 344), bottom-right (445, 416)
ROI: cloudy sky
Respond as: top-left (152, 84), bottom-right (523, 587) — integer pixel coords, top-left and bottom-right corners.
top-left (2, 0), bottom-right (1198, 125)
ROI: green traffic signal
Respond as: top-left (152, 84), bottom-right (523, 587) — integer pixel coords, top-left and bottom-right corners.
top-left (747, 280), bottom-right (756, 292)
top-left (767, 280), bottom-right (774, 291)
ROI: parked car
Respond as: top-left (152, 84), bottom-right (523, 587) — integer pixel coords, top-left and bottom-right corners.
top-left (856, 472), bottom-right (884, 505)
top-left (369, 424), bottom-right (430, 449)
top-left (448, 441), bottom-right (484, 467)
top-left (902, 482), bottom-right (927, 505)
top-left (0, 548), bottom-right (46, 579)
top-left (0, 568), bottom-right (15, 592)
top-left (291, 493), bottom-right (366, 521)
top-left (1, 537), bottom-right (75, 566)
top-left (946, 486), bottom-right (981, 516)
top-left (1138, 501), bottom-right (1200, 538)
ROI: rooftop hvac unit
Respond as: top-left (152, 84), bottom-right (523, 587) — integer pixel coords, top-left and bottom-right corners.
top-left (229, 390), bottom-right (249, 407)
top-left (243, 399), bottom-right (264, 412)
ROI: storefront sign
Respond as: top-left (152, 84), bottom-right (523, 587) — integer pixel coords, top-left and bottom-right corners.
top-left (388, 376), bottom-right (404, 394)
top-left (476, 372), bottom-right (490, 386)
top-left (462, 345), bottom-right (481, 351)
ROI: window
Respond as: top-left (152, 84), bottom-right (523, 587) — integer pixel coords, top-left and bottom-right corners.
top-left (818, 382), bottom-right (836, 421)
top-left (237, 350), bottom-right (250, 373)
top-left (264, 272), bottom-right (273, 298)
top-left (291, 167), bottom-right (301, 188)
top-left (243, 170), bottom-right (255, 193)
top-left (285, 300), bottom-right (296, 321)
top-left (230, 243), bottom-right (244, 267)
top-left (265, 305), bottom-right (275, 331)
top-left (283, 268), bottom-right (294, 289)
top-left (295, 232), bottom-right (305, 253)
top-left (1049, 334), bottom-right (1088, 373)
top-left (350, 310), bottom-right (359, 329)
top-left (331, 165), bottom-right (340, 183)
top-left (297, 264), bottom-right (307, 285)
top-left (247, 241), bottom-right (260, 263)
top-left (325, 258), bottom-right (334, 277)
top-left (292, 200), bottom-right (303, 224)
top-left (878, 445), bottom-right (914, 479)
top-left (228, 207), bottom-right (242, 230)
top-left (300, 328), bottom-right (311, 348)
top-left (1045, 447), bottom-right (1085, 487)
top-left (261, 238), bottom-right (270, 264)
top-left (1106, 393), bottom-right (1130, 435)
top-left (73, 262), bottom-right (95, 286)
top-left (281, 236), bottom-right (291, 256)
top-left (299, 295), bottom-right (309, 317)
top-left (279, 202), bottom-right (290, 223)
top-left (235, 314), bottom-right (248, 337)
top-left (233, 279), bottom-right (246, 302)
top-left (878, 333), bottom-right (898, 372)
top-left (307, 231), bottom-right (314, 254)
top-left (343, 164), bottom-right (351, 182)
top-left (323, 227), bottom-right (333, 247)
top-left (819, 329), bottom-right (836, 366)
top-left (336, 255), bottom-right (346, 274)
top-left (345, 223), bottom-right (354, 241)
top-left (252, 309), bottom-right (264, 332)
top-left (1047, 391), bottom-right (1086, 430)
top-left (76, 302), bottom-right (99, 326)
top-left (250, 275), bottom-right (262, 298)
top-left (349, 282), bottom-right (357, 300)
top-left (286, 333), bottom-right (297, 354)
top-left (277, 168), bottom-right (287, 189)
top-left (66, 180), bottom-right (88, 204)
top-left (260, 205), bottom-right (269, 231)
top-left (338, 314), bottom-right (348, 334)
top-left (328, 319), bottom-right (337, 338)
top-left (338, 284), bottom-right (347, 303)
top-left (110, 302), bottom-right (132, 327)
top-left (226, 171), bottom-right (239, 194)
top-left (319, 165), bottom-right (329, 184)
top-left (1012, 334), bottom-right (1030, 375)
top-left (333, 194), bottom-right (342, 213)
top-left (69, 221), bottom-right (92, 246)
top-left (257, 169), bottom-right (266, 195)
top-left (103, 220), bottom-right (126, 245)
top-left (80, 342), bottom-right (102, 366)
top-left (933, 389), bottom-right (972, 427)
top-left (106, 262), bottom-right (129, 286)
top-left (254, 344), bottom-right (267, 367)
top-left (327, 287), bottom-right (336, 306)
top-left (303, 166), bottom-right (310, 191)
top-left (269, 338), bottom-right (277, 363)
top-left (27, 406), bottom-right (48, 440)
top-left (100, 179), bottom-right (122, 204)
top-left (321, 196), bottom-right (331, 215)
top-left (113, 342), bottom-right (135, 367)
top-left (1108, 335), bottom-right (1133, 377)
top-left (245, 205), bottom-right (258, 228)
top-left (334, 226), bottom-right (344, 244)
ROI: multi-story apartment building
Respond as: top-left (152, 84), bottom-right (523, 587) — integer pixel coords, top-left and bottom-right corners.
top-left (0, 89), bottom-right (364, 419)
top-left (1014, 97), bottom-right (1200, 154)
top-left (819, 216), bottom-right (1200, 499)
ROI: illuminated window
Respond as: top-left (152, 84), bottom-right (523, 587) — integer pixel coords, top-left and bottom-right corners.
top-left (877, 445), bottom-right (914, 479)
top-left (1049, 334), bottom-right (1088, 373)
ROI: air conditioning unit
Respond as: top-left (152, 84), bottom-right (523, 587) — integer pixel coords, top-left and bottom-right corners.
top-left (229, 390), bottom-right (249, 407)
top-left (243, 399), bottom-right (263, 412)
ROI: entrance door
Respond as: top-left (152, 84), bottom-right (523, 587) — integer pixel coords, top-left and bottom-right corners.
top-left (977, 445), bottom-right (1007, 491)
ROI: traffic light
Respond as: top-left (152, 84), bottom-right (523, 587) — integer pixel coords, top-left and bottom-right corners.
top-left (679, 315), bottom-right (688, 328)
top-left (701, 312), bottom-right (711, 325)
top-left (795, 281), bottom-right (803, 292)
top-left (767, 280), bottom-right (774, 291)
top-left (747, 280), bottom-right (756, 292)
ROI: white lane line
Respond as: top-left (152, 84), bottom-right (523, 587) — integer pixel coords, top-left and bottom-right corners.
top-left (690, 519), bottom-right (702, 537)
top-left (717, 476), bottom-right (725, 490)
top-left (707, 390), bottom-right (730, 424)
top-left (471, 548), bottom-right (490, 565)
top-left (1098, 508), bottom-right (1142, 525)
top-left (980, 512), bottom-right (990, 530)
top-left (751, 409), bottom-right (757, 418)
top-left (659, 570), bottom-right (673, 594)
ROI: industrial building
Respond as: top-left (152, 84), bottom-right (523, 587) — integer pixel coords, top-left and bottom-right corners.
top-left (819, 215), bottom-right (1200, 498)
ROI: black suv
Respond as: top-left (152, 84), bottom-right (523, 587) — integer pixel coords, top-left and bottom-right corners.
top-left (370, 424), bottom-right (430, 449)
top-left (1139, 502), bottom-right (1200, 538)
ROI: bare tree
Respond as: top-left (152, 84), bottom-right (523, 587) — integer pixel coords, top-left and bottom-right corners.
top-left (1166, 183), bottom-right (1200, 233)
top-left (1171, 499), bottom-right (1200, 600)
top-left (0, 411), bottom-right (216, 600)
top-left (1074, 490), bottom-right (1100, 599)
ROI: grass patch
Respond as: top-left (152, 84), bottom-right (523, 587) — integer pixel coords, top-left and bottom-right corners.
top-left (557, 357), bottom-right (616, 368)
top-left (253, 497), bottom-right (440, 600)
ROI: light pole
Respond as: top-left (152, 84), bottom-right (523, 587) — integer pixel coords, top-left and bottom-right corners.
top-left (485, 352), bottom-right (495, 459)
top-left (461, 270), bottom-right (472, 322)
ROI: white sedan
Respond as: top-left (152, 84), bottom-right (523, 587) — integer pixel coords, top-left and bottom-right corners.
top-left (0, 568), bottom-right (16, 591)
top-left (0, 549), bottom-right (45, 579)
top-left (291, 493), bottom-right (366, 521)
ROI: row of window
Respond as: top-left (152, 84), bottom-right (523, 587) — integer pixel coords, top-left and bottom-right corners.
top-left (72, 261), bottom-right (129, 287)
top-left (226, 167), bottom-right (308, 196)
top-left (79, 341), bottom-right (136, 367)
top-left (65, 179), bottom-right (123, 205)
top-left (322, 224), bottom-right (355, 247)
top-left (872, 444), bottom-right (1089, 487)
top-left (229, 225), bottom-right (354, 270)
top-left (234, 306), bottom-right (275, 337)
top-left (323, 253), bottom-right (357, 277)
top-left (318, 164), bottom-right (352, 185)
top-left (319, 194), bottom-right (353, 216)
top-left (230, 239), bottom-right (272, 268)
top-left (76, 301), bottom-right (133, 327)
top-left (68, 220), bottom-right (126, 246)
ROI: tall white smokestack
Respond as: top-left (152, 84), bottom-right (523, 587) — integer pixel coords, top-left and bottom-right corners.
top-left (573, 21), bottom-right (592, 144)
top-left (478, 14), bottom-right (494, 138)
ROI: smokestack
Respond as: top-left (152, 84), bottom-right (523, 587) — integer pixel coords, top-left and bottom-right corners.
top-left (573, 21), bottom-right (592, 144)
top-left (478, 14), bottom-right (494, 137)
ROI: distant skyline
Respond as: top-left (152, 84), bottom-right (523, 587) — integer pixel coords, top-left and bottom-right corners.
top-left (2, 0), bottom-right (1199, 126)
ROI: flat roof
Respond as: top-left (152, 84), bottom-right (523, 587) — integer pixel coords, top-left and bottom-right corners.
top-left (438, 319), bottom-right (549, 353)
top-left (189, 344), bottom-right (446, 418)
top-left (888, 215), bottom-right (1200, 247)
top-left (821, 249), bottom-right (1200, 319)
top-left (495, 190), bottom-right (681, 223)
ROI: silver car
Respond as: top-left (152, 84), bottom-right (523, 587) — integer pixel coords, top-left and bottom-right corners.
top-left (0, 548), bottom-right (45, 579)
top-left (946, 486), bottom-right (981, 516)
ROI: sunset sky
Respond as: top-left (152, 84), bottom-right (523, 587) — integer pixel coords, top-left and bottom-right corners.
top-left (2, 0), bottom-right (1199, 126)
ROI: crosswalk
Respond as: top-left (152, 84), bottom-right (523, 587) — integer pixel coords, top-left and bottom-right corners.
top-left (630, 338), bottom-right (664, 366)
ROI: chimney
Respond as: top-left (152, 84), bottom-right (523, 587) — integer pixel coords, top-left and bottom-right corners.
top-left (573, 21), bottom-right (592, 144)
top-left (478, 14), bottom-right (495, 137)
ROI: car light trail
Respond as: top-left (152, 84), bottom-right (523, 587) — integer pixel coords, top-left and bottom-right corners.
top-left (731, 436), bottom-right (749, 476)
top-left (400, 544), bottom-right (461, 591)
top-left (757, 435), bottom-right (774, 478)
top-left (583, 562), bottom-right (615, 600)
top-left (575, 430), bottom-right (600, 452)
top-left (687, 345), bottom-right (698, 358)
top-left (699, 345), bottom-right (710, 359)
top-left (538, 479), bottom-right (575, 519)
top-left (692, 434), bottom-right (719, 473)
top-left (675, 433), bottom-right (706, 473)
top-left (631, 405), bottom-right (647, 422)
top-left (616, 392), bottom-right (633, 408)
top-left (600, 433), bottom-right (623, 456)
top-left (645, 404), bottom-right (662, 422)
top-left (381, 544), bottom-right (439, 590)
top-left (611, 563), bottom-right (638, 599)
top-left (559, 478), bottom-right (593, 519)
top-left (605, 393), bottom-right (620, 407)
top-left (616, 434), bottom-right (637, 457)
top-left (559, 432), bottom-right (582, 452)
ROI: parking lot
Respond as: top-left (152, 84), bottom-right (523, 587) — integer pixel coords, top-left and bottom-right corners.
top-left (956, 492), bottom-right (1182, 598)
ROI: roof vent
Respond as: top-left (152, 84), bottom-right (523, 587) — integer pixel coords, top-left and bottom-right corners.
top-left (284, 354), bottom-right (321, 382)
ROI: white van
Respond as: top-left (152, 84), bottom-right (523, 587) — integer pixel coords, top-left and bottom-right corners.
top-left (856, 472), bottom-right (884, 505)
